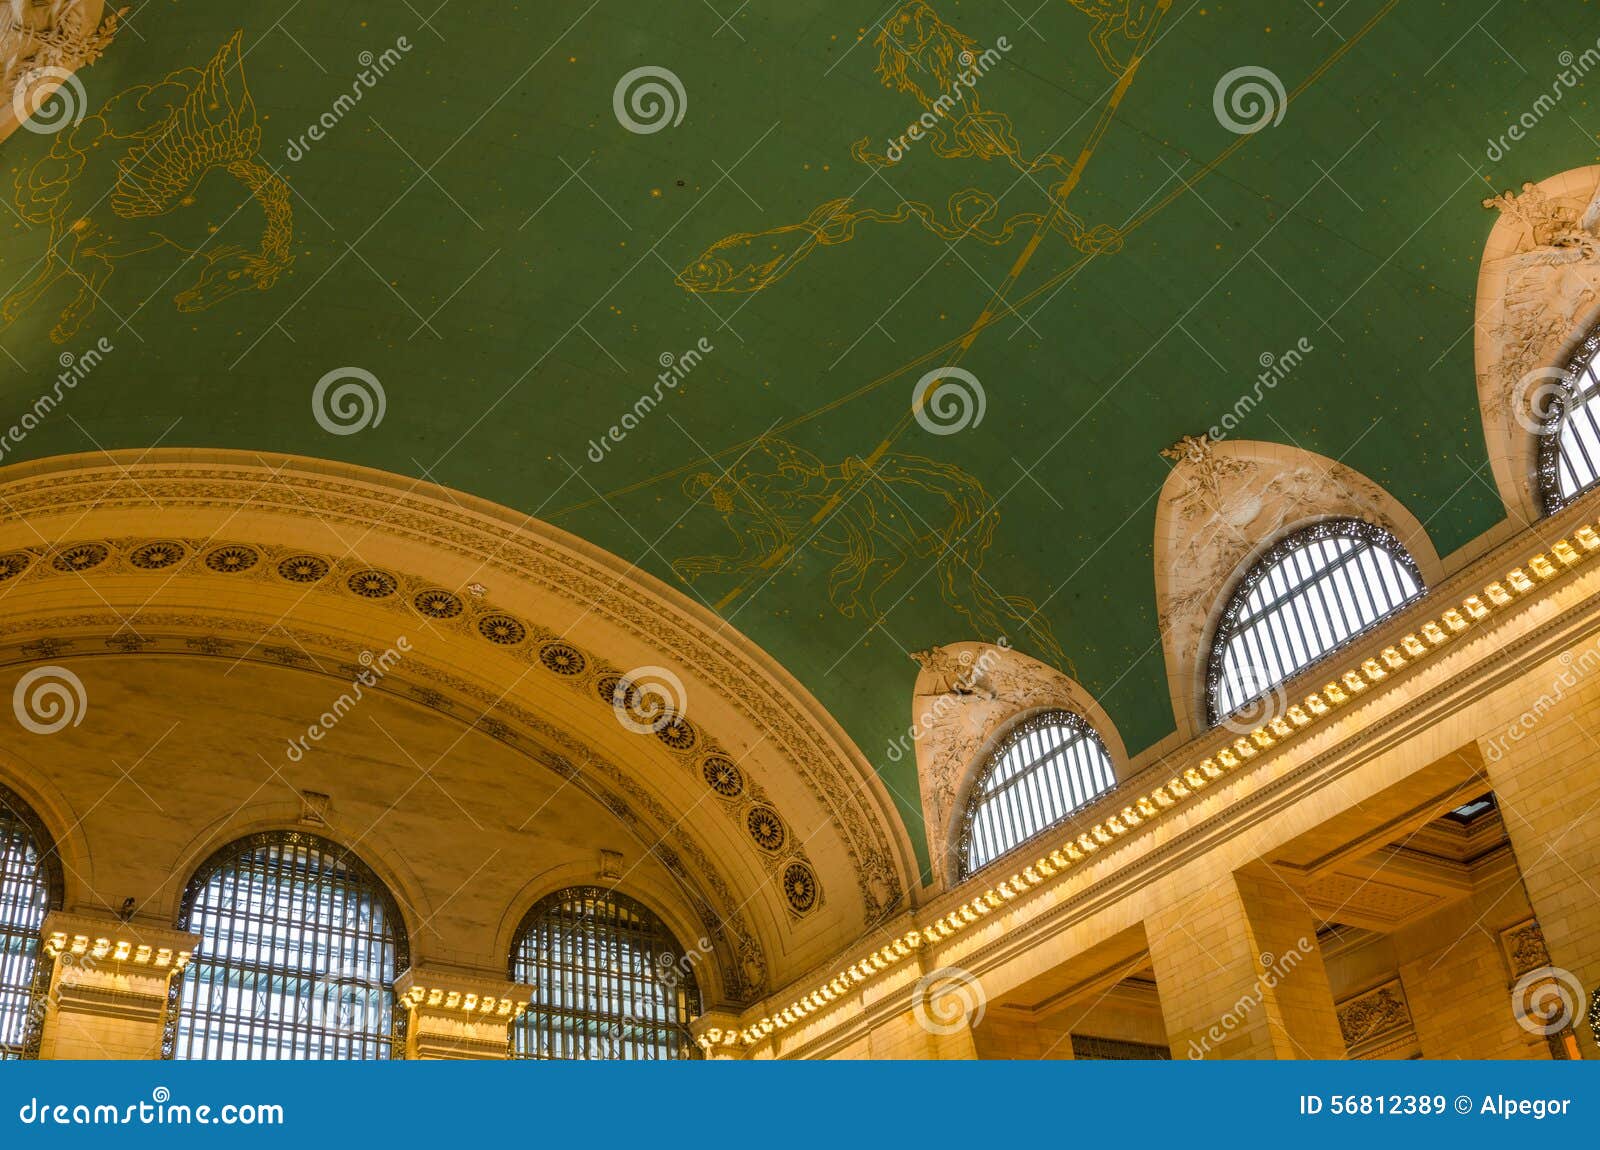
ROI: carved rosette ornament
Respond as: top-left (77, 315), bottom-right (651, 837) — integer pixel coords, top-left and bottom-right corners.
top-left (0, 456), bottom-right (912, 933)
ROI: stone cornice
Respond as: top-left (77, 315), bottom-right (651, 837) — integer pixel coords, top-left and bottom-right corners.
top-left (3, 607), bottom-right (765, 1007)
top-left (0, 452), bottom-right (916, 925)
top-left (732, 490), bottom-right (1600, 1056)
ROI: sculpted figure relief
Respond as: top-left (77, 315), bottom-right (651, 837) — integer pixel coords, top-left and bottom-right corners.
top-left (905, 641), bottom-right (1110, 887)
top-left (1473, 170), bottom-right (1600, 517)
top-left (1482, 180), bottom-right (1600, 412)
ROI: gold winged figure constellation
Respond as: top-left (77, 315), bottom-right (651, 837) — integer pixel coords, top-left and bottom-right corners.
top-left (676, 0), bottom-right (1145, 296)
top-left (5, 30), bottom-right (292, 343)
top-left (671, 437), bottom-right (1069, 670)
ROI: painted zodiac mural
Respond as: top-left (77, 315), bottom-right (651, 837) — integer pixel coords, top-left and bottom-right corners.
top-left (5, 30), bottom-right (292, 343)
top-left (1067, 0), bottom-right (1162, 75)
top-left (671, 438), bottom-right (1069, 669)
top-left (676, 1), bottom-right (1146, 296)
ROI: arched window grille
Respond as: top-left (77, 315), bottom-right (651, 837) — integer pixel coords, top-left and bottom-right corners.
top-left (0, 784), bottom-right (62, 1059)
top-left (1537, 326), bottom-right (1600, 514)
top-left (958, 710), bottom-right (1116, 878)
top-left (172, 831), bottom-right (407, 1061)
top-left (1207, 518), bottom-right (1423, 725)
top-left (510, 887), bottom-right (701, 1060)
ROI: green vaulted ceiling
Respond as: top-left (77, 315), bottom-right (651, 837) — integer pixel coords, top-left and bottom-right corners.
top-left (1, 0), bottom-right (1594, 867)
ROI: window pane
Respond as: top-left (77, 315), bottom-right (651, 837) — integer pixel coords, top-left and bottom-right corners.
top-left (959, 711), bottom-right (1115, 876)
top-left (0, 787), bottom-right (58, 1060)
top-left (510, 888), bottom-right (700, 1060)
top-left (1546, 344), bottom-right (1600, 508)
top-left (172, 833), bottom-right (402, 1061)
top-left (1208, 520), bottom-right (1423, 725)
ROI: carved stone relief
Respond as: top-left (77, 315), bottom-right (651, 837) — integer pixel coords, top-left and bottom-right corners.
top-left (1474, 167), bottom-right (1600, 521)
top-left (0, 0), bottom-right (124, 139)
top-left (906, 640), bottom-right (1126, 888)
top-left (1152, 436), bottom-right (1438, 741)
top-left (0, 455), bottom-right (916, 934)
top-left (1336, 979), bottom-right (1415, 1057)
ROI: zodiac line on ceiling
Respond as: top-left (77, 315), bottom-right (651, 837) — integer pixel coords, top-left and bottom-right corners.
top-left (670, 437), bottom-right (1069, 671)
top-left (4, 30), bottom-right (292, 343)
top-left (676, 1), bottom-right (1137, 296)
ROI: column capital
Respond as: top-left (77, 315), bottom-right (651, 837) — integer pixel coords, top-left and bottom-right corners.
top-left (690, 1010), bottom-right (747, 1059)
top-left (37, 911), bottom-right (200, 1059)
top-left (394, 966), bottom-right (531, 1060)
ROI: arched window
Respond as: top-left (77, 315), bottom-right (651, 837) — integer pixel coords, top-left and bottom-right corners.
top-left (510, 887), bottom-right (701, 1060)
top-left (0, 784), bottom-right (62, 1059)
top-left (172, 831), bottom-right (407, 1061)
top-left (1537, 328), bottom-right (1600, 513)
top-left (958, 710), bottom-right (1116, 877)
top-left (1207, 519), bottom-right (1423, 725)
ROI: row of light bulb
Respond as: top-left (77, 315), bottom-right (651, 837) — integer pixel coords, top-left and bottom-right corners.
top-left (721, 525), bottom-right (1600, 1050)
top-left (44, 932), bottom-right (191, 970)
top-left (402, 986), bottom-right (525, 1017)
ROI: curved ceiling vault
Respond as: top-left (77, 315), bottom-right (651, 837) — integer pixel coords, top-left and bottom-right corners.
top-left (0, 451), bottom-right (920, 1004)
top-left (0, 1), bottom-right (1583, 870)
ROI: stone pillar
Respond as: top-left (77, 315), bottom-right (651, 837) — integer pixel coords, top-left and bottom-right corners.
top-left (862, 1009), bottom-right (978, 1059)
top-left (36, 912), bottom-right (199, 1060)
top-left (1481, 717), bottom-right (1600, 1056)
top-left (393, 968), bottom-right (530, 1060)
top-left (1391, 872), bottom-right (1553, 1059)
top-left (1147, 866), bottom-right (1345, 1060)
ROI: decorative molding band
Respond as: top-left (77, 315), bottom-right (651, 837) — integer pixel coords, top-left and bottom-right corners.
top-left (726, 502), bottom-right (1600, 1051)
top-left (3, 610), bottom-right (771, 1006)
top-left (0, 454), bottom-right (910, 924)
top-left (394, 968), bottom-right (532, 1061)
top-left (0, 533), bottom-right (823, 922)
top-left (41, 911), bottom-right (197, 973)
